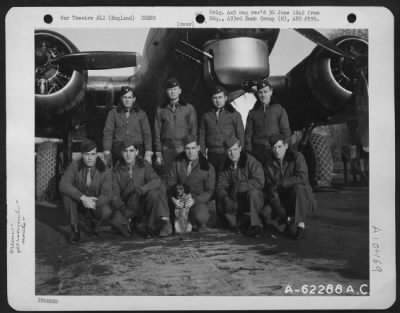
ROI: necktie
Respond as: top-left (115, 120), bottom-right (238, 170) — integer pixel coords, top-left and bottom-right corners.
top-left (125, 110), bottom-right (130, 119)
top-left (128, 165), bottom-right (133, 179)
top-left (233, 162), bottom-right (238, 170)
top-left (187, 161), bottom-right (192, 176)
top-left (216, 108), bottom-right (221, 120)
top-left (86, 168), bottom-right (92, 186)
top-left (171, 103), bottom-right (176, 112)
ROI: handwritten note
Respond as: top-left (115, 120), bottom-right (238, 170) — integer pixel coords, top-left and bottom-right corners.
top-left (371, 225), bottom-right (382, 272)
top-left (9, 200), bottom-right (26, 254)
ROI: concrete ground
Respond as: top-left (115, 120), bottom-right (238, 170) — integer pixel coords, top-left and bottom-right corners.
top-left (35, 183), bottom-right (369, 296)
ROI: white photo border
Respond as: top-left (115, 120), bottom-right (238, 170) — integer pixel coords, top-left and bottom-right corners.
top-left (6, 6), bottom-right (396, 310)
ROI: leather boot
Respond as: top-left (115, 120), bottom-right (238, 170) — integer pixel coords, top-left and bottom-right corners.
top-left (70, 224), bottom-right (80, 244)
top-left (159, 219), bottom-right (172, 237)
top-left (90, 218), bottom-right (99, 237)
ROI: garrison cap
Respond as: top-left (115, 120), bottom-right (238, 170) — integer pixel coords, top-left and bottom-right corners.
top-left (223, 136), bottom-right (240, 150)
top-left (209, 85), bottom-right (227, 96)
top-left (81, 139), bottom-right (97, 153)
top-left (120, 86), bottom-right (135, 96)
top-left (164, 77), bottom-right (180, 89)
top-left (269, 134), bottom-right (288, 146)
top-left (183, 135), bottom-right (198, 147)
top-left (119, 138), bottom-right (138, 152)
top-left (256, 79), bottom-right (272, 91)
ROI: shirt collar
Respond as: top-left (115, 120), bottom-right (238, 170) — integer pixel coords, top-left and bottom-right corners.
top-left (85, 166), bottom-right (96, 175)
top-left (186, 158), bottom-right (198, 168)
top-left (169, 100), bottom-right (180, 108)
top-left (120, 161), bottom-right (136, 169)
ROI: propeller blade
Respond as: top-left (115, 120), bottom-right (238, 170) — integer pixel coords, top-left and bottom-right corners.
top-left (52, 52), bottom-right (141, 70)
top-left (294, 29), bottom-right (355, 59)
top-left (354, 70), bottom-right (369, 150)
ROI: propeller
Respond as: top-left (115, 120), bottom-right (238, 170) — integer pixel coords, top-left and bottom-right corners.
top-left (294, 29), bottom-right (355, 60)
top-left (51, 51), bottom-right (141, 70)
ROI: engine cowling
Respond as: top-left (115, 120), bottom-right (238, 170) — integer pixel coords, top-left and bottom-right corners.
top-left (307, 36), bottom-right (368, 111)
top-left (284, 35), bottom-right (368, 130)
top-left (299, 35), bottom-right (368, 111)
top-left (35, 30), bottom-right (87, 116)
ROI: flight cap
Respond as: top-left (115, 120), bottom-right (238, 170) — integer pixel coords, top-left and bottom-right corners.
top-left (183, 135), bottom-right (198, 147)
top-left (81, 139), bottom-right (97, 153)
top-left (164, 77), bottom-right (180, 89)
top-left (120, 86), bottom-right (135, 96)
top-left (223, 136), bottom-right (240, 150)
top-left (256, 79), bottom-right (272, 91)
top-left (210, 85), bottom-right (227, 96)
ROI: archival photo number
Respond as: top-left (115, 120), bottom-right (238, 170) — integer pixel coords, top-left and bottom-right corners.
top-left (6, 6), bottom-right (395, 311)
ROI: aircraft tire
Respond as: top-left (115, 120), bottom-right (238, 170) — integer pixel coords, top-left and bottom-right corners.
top-left (36, 141), bottom-right (58, 201)
top-left (308, 133), bottom-right (333, 187)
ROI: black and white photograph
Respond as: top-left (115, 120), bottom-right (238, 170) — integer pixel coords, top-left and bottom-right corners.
top-left (6, 6), bottom-right (396, 310)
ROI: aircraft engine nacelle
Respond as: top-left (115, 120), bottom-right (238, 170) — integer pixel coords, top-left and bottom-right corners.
top-left (35, 30), bottom-right (86, 117)
top-left (289, 35), bottom-right (368, 112)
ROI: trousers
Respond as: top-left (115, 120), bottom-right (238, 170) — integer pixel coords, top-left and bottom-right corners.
top-left (219, 189), bottom-right (264, 228)
top-left (250, 144), bottom-right (270, 166)
top-left (269, 184), bottom-right (313, 224)
top-left (207, 151), bottom-right (227, 226)
top-left (188, 203), bottom-right (210, 227)
top-left (62, 195), bottom-right (112, 225)
top-left (162, 144), bottom-right (184, 174)
top-left (207, 152), bottom-right (227, 174)
top-left (111, 185), bottom-right (170, 231)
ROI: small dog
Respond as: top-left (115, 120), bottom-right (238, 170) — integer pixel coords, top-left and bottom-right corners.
top-left (172, 183), bottom-right (193, 234)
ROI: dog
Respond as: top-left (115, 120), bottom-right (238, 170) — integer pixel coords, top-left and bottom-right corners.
top-left (172, 183), bottom-right (193, 234)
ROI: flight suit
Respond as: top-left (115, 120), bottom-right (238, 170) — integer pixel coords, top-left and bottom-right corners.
top-left (154, 100), bottom-right (197, 173)
top-left (103, 105), bottom-right (152, 162)
top-left (167, 152), bottom-right (215, 227)
top-left (245, 101), bottom-right (291, 164)
top-left (264, 149), bottom-right (314, 225)
top-left (59, 158), bottom-right (112, 227)
top-left (110, 157), bottom-right (169, 234)
top-left (199, 103), bottom-right (245, 173)
top-left (217, 152), bottom-right (265, 229)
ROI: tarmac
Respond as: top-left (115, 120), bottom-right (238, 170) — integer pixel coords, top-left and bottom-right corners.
top-left (35, 181), bottom-right (369, 296)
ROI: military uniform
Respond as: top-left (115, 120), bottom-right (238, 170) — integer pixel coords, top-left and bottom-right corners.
top-left (167, 152), bottom-right (215, 228)
top-left (245, 100), bottom-right (291, 164)
top-left (199, 103), bottom-right (244, 173)
top-left (217, 152), bottom-right (265, 231)
top-left (264, 149), bottom-right (314, 227)
top-left (154, 99), bottom-right (198, 172)
top-left (110, 156), bottom-right (170, 236)
top-left (103, 105), bottom-right (152, 162)
top-left (59, 152), bottom-right (112, 242)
